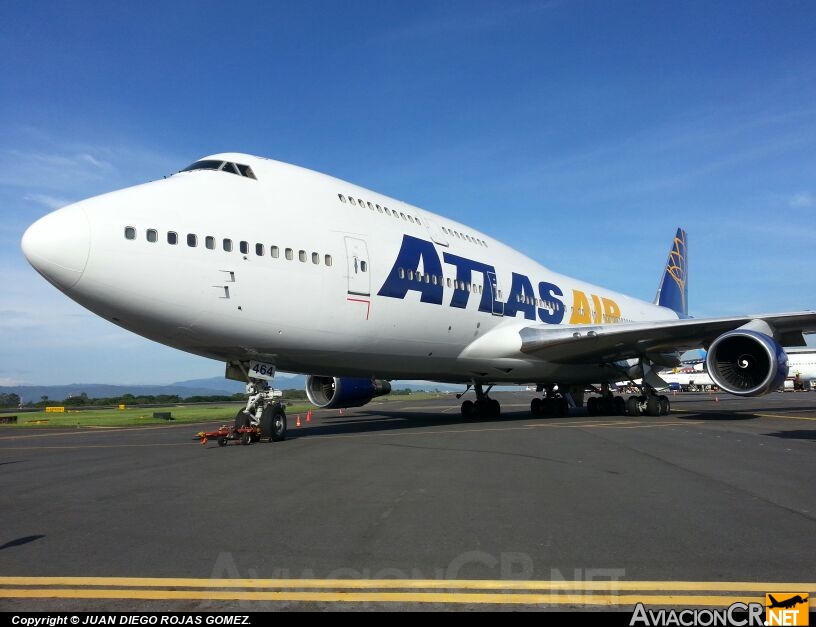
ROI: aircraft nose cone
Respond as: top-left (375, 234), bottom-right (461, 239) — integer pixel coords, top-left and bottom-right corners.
top-left (21, 205), bottom-right (90, 290)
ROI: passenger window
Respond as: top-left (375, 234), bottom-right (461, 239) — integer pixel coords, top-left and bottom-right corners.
top-left (338, 194), bottom-right (347, 203)
top-left (408, 215), bottom-right (415, 223)
top-left (399, 268), bottom-right (405, 279)
top-left (325, 254), bottom-right (332, 266)
top-left (376, 204), bottom-right (383, 213)
top-left (223, 238), bottom-right (233, 252)
top-left (432, 275), bottom-right (437, 285)
top-left (299, 250), bottom-right (306, 262)
top-left (385, 208), bottom-right (392, 216)
top-left (446, 278), bottom-right (452, 288)
top-left (146, 229), bottom-right (157, 243)
top-left (367, 202), bottom-right (374, 210)
top-left (424, 274), bottom-right (430, 284)
top-left (187, 233), bottom-right (197, 247)
top-left (358, 198), bottom-right (364, 206)
top-left (361, 261), bottom-right (367, 272)
top-left (285, 248), bottom-right (293, 260)
top-left (310, 252), bottom-right (318, 264)
top-left (205, 236), bottom-right (215, 250)
top-left (407, 270), bottom-right (414, 280)
top-left (271, 246), bottom-right (279, 258)
top-left (400, 212), bottom-right (407, 220)
top-left (167, 231), bottom-right (178, 245)
top-left (124, 226), bottom-right (136, 240)
top-left (255, 243), bottom-right (264, 256)
top-left (349, 198), bottom-right (357, 206)
top-left (415, 218), bottom-right (421, 225)
top-left (239, 241), bottom-right (248, 254)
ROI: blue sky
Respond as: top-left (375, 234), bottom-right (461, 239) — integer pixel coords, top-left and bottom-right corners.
top-left (1, 0), bottom-right (815, 386)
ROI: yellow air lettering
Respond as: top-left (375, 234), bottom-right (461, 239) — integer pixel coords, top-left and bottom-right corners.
top-left (602, 297), bottom-right (621, 323)
top-left (569, 290), bottom-right (592, 324)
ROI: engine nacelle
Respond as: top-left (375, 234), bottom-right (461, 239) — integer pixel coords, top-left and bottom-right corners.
top-left (706, 330), bottom-right (788, 396)
top-left (305, 376), bottom-right (391, 409)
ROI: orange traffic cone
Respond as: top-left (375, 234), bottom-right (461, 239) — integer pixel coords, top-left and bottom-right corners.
top-left (296, 415), bottom-right (302, 427)
top-left (306, 410), bottom-right (312, 423)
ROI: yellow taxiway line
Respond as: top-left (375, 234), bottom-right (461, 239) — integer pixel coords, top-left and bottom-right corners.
top-left (1, 577), bottom-right (812, 605)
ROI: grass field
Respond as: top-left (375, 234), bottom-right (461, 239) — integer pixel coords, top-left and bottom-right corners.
top-left (0, 403), bottom-right (310, 429)
top-left (0, 392), bottom-right (448, 429)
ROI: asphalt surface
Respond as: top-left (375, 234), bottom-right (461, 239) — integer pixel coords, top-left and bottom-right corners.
top-left (1, 391), bottom-right (814, 611)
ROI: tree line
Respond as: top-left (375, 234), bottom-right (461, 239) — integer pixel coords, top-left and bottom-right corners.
top-left (0, 389), bottom-right (309, 409)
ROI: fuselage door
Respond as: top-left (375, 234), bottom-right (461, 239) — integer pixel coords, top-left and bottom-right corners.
top-left (344, 236), bottom-right (370, 296)
top-left (487, 271), bottom-right (504, 316)
top-left (423, 217), bottom-right (449, 247)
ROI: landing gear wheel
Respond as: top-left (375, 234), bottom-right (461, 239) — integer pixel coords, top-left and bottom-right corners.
top-left (659, 395), bottom-right (670, 416)
top-left (587, 397), bottom-right (598, 416)
top-left (461, 400), bottom-right (475, 418)
top-left (234, 409), bottom-right (250, 431)
top-left (646, 396), bottom-right (661, 417)
top-left (217, 437), bottom-right (228, 447)
top-left (626, 396), bottom-right (640, 417)
top-left (559, 397), bottom-right (569, 417)
top-left (489, 398), bottom-right (501, 418)
top-left (531, 398), bottom-right (543, 416)
top-left (260, 405), bottom-right (287, 442)
top-left (614, 396), bottom-right (626, 416)
top-left (270, 408), bottom-right (287, 442)
top-left (240, 432), bottom-right (252, 445)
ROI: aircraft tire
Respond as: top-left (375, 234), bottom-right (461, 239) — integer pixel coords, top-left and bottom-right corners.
top-left (531, 397), bottom-right (543, 416)
top-left (626, 396), bottom-right (640, 416)
top-left (659, 395), bottom-right (670, 416)
top-left (234, 409), bottom-right (250, 431)
top-left (646, 396), bottom-right (661, 416)
top-left (270, 407), bottom-right (287, 442)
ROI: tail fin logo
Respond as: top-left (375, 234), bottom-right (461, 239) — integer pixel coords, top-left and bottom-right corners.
top-left (655, 228), bottom-right (688, 316)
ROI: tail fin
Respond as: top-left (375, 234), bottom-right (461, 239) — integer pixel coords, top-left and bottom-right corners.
top-left (768, 595), bottom-right (779, 607)
top-left (654, 228), bottom-right (688, 317)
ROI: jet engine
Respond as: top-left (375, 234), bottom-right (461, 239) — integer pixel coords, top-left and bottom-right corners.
top-left (305, 376), bottom-right (392, 409)
top-left (706, 330), bottom-right (788, 396)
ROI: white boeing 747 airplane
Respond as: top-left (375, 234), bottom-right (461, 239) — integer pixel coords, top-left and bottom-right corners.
top-left (20, 153), bottom-right (816, 438)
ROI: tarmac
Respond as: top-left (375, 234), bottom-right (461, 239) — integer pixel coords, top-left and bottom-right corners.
top-left (0, 391), bottom-right (814, 611)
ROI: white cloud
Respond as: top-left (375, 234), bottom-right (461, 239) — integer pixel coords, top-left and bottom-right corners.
top-left (23, 193), bottom-right (71, 210)
top-left (788, 191), bottom-right (814, 208)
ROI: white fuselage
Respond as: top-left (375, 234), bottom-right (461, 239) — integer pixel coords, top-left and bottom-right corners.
top-left (22, 153), bottom-right (679, 385)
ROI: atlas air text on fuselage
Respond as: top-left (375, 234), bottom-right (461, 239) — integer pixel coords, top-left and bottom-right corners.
top-left (378, 234), bottom-right (622, 325)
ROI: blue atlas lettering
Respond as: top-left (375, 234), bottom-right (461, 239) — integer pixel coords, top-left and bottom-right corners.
top-left (503, 272), bottom-right (537, 320)
top-left (537, 281), bottom-right (565, 324)
top-left (378, 235), bottom-right (444, 304)
top-left (442, 252), bottom-right (496, 310)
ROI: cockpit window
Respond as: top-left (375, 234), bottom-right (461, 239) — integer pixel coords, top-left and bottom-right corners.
top-left (236, 164), bottom-right (256, 179)
top-left (181, 160), bottom-right (223, 172)
top-left (180, 159), bottom-right (258, 180)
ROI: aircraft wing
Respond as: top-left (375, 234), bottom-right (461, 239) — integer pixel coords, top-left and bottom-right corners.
top-left (513, 311), bottom-right (816, 365)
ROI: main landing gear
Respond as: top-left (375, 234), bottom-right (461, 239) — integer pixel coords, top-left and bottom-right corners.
top-left (460, 384), bottom-right (501, 419)
top-left (585, 382), bottom-right (670, 417)
top-left (530, 385), bottom-right (569, 417)
top-left (625, 391), bottom-right (671, 417)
